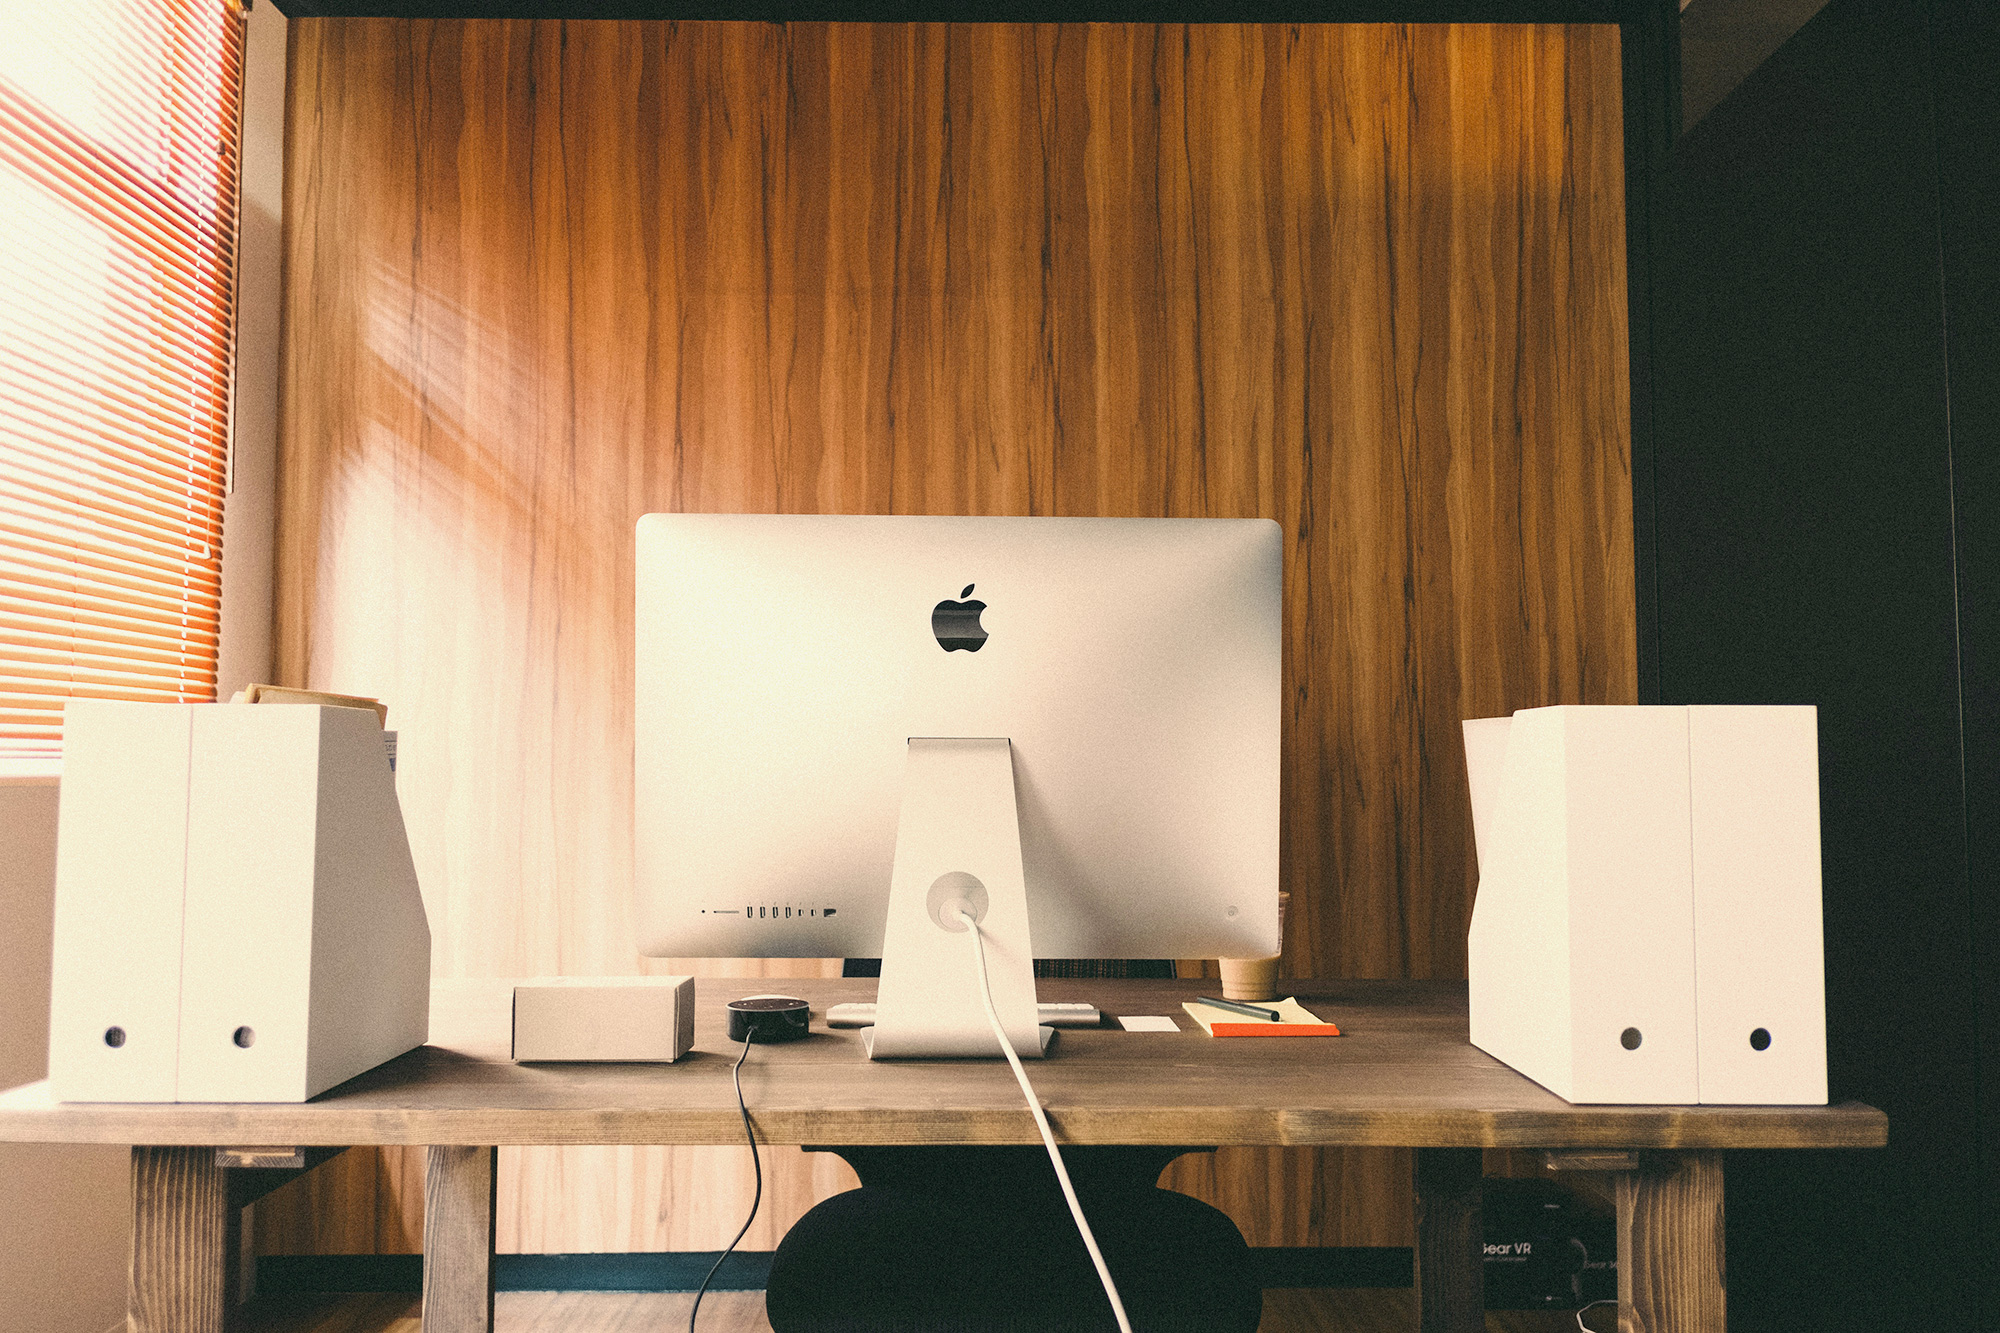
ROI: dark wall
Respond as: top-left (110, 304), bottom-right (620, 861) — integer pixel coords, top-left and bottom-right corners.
top-left (1930, 8), bottom-right (2000, 1325)
top-left (1644, 0), bottom-right (1994, 1327)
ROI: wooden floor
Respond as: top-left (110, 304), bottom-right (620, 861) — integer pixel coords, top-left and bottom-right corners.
top-left (236, 1289), bottom-right (1618, 1333)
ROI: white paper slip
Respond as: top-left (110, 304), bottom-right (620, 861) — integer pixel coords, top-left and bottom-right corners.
top-left (1116, 1015), bottom-right (1181, 1032)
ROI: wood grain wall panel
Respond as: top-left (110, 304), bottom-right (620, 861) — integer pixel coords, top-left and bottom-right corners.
top-left (269, 19), bottom-right (1632, 1256)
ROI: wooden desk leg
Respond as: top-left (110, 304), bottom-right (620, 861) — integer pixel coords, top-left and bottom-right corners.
top-left (1413, 1147), bottom-right (1484, 1333)
top-left (1616, 1151), bottom-right (1725, 1333)
top-left (130, 1146), bottom-right (229, 1333)
top-left (423, 1145), bottom-right (497, 1333)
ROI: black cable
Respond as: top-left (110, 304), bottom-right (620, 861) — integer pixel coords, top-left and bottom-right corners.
top-left (688, 1033), bottom-right (763, 1333)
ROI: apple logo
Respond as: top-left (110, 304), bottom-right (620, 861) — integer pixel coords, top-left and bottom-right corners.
top-left (931, 584), bottom-right (989, 652)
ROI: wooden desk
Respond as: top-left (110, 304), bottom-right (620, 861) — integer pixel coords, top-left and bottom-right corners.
top-left (0, 978), bottom-right (1885, 1333)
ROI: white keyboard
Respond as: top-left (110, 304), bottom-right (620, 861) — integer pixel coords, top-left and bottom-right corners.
top-left (824, 1001), bottom-right (1101, 1029)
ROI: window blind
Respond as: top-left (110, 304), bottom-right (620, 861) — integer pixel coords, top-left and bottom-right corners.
top-left (0, 0), bottom-right (245, 759)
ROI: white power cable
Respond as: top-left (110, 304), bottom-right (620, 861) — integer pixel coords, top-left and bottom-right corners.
top-left (955, 907), bottom-right (1135, 1333)
top-left (1576, 1297), bottom-right (1618, 1331)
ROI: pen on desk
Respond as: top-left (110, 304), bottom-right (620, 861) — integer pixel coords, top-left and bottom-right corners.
top-left (1195, 995), bottom-right (1281, 1021)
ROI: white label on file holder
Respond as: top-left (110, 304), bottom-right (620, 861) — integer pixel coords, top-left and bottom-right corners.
top-left (1690, 705), bottom-right (1827, 1104)
top-left (175, 705), bottom-right (321, 1101)
top-left (47, 701), bottom-right (195, 1102)
top-left (1559, 706), bottom-right (1700, 1105)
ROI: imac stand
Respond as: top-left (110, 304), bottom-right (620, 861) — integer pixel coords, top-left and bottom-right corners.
top-left (863, 738), bottom-right (1053, 1059)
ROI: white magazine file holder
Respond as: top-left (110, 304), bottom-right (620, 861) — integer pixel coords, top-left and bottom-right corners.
top-left (1463, 704), bottom-right (1827, 1105)
top-left (49, 699), bottom-right (431, 1103)
top-left (864, 738), bottom-right (1052, 1059)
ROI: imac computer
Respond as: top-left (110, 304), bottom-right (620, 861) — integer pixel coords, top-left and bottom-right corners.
top-left (634, 514), bottom-right (1281, 1059)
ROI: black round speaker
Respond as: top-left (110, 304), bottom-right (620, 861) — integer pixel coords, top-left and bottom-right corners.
top-left (727, 995), bottom-right (811, 1043)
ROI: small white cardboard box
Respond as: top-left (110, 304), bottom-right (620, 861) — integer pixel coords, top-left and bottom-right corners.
top-left (511, 976), bottom-right (696, 1063)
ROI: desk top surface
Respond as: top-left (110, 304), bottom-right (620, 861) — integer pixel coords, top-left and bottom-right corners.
top-left (0, 978), bottom-right (1886, 1150)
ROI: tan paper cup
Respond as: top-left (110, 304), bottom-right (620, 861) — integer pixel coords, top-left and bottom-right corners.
top-left (1218, 954), bottom-right (1281, 1002)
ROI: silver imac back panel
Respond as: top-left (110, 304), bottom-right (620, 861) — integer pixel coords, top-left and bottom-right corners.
top-left (634, 514), bottom-right (1281, 963)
